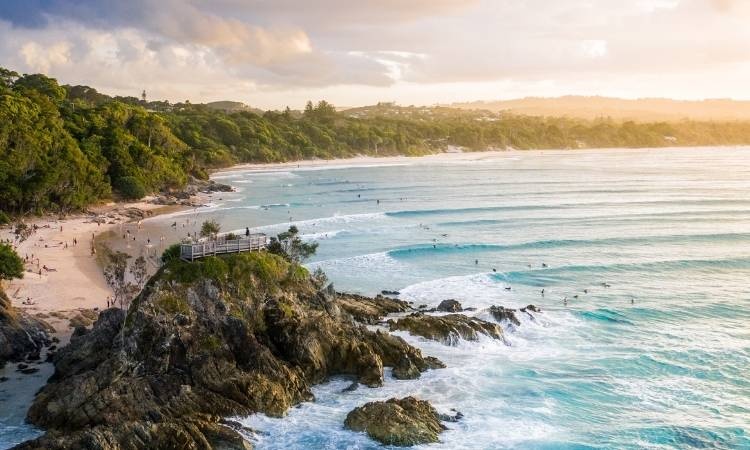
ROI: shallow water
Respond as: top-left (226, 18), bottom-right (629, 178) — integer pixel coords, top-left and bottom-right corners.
top-left (24, 147), bottom-right (750, 449)
top-left (0, 359), bottom-right (53, 448)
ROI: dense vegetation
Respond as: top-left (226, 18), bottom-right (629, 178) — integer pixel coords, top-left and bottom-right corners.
top-left (3, 66), bottom-right (750, 214)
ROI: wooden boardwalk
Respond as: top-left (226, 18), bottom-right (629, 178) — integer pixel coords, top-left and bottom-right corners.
top-left (180, 234), bottom-right (268, 261)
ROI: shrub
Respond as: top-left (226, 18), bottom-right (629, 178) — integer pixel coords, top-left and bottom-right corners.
top-left (161, 243), bottom-right (181, 263)
top-left (115, 176), bottom-right (147, 200)
top-left (0, 243), bottom-right (24, 280)
top-left (200, 219), bottom-right (220, 239)
top-left (0, 211), bottom-right (10, 225)
top-left (154, 293), bottom-right (189, 315)
top-left (202, 256), bottom-right (228, 281)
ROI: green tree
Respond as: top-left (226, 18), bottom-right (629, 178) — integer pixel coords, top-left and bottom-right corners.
top-left (0, 244), bottom-right (23, 280)
top-left (200, 219), bottom-right (221, 239)
top-left (267, 226), bottom-right (318, 263)
top-left (103, 250), bottom-right (131, 308)
top-left (114, 176), bottom-right (147, 200)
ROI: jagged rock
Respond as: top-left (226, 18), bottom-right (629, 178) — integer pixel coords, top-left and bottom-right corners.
top-left (71, 325), bottom-right (88, 338)
top-left (344, 397), bottom-right (448, 446)
top-left (520, 304), bottom-right (541, 314)
top-left (439, 409), bottom-right (464, 423)
top-left (19, 253), bottom-right (442, 449)
top-left (381, 290), bottom-right (400, 296)
top-left (342, 381), bottom-right (359, 392)
top-left (436, 299), bottom-right (462, 313)
top-left (0, 288), bottom-right (51, 368)
top-left (388, 313), bottom-right (504, 345)
top-left (489, 306), bottom-right (520, 326)
top-left (19, 367), bottom-right (39, 375)
top-left (335, 293), bottom-right (410, 324)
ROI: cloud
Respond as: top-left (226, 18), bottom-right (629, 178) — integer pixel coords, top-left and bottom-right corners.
top-left (1, 0), bottom-right (749, 107)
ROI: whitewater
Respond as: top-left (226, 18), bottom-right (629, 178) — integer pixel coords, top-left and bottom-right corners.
top-left (142, 148), bottom-right (750, 448)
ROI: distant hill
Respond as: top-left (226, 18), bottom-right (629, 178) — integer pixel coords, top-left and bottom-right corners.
top-left (449, 96), bottom-right (750, 122)
top-left (205, 101), bottom-right (263, 114)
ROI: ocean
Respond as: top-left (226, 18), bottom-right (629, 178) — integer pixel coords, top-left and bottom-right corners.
top-left (7, 147), bottom-right (750, 449)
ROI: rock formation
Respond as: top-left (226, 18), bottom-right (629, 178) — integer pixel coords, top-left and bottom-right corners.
top-left (16, 253), bottom-right (442, 449)
top-left (488, 305), bottom-right (521, 326)
top-left (435, 299), bottom-right (462, 313)
top-left (344, 397), bottom-right (448, 446)
top-left (388, 312), bottom-right (504, 345)
top-left (0, 288), bottom-right (51, 368)
top-left (336, 293), bottom-right (410, 324)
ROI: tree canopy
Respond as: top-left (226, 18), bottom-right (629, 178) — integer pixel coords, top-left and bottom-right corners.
top-left (0, 243), bottom-right (24, 280)
top-left (4, 65), bottom-right (750, 215)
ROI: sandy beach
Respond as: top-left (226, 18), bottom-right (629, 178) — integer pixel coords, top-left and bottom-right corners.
top-left (0, 200), bottom-right (179, 334)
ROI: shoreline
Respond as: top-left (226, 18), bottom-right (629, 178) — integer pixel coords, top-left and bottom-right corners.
top-left (4, 144), bottom-right (750, 336)
top-left (210, 145), bottom-right (750, 175)
top-left (0, 200), bottom-right (184, 336)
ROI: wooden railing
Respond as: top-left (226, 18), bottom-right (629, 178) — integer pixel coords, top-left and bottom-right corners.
top-left (180, 234), bottom-right (268, 261)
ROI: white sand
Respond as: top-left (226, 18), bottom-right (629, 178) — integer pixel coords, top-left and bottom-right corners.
top-left (0, 200), bottom-right (173, 333)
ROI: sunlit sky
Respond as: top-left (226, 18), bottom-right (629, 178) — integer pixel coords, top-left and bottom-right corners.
top-left (1, 0), bottom-right (749, 109)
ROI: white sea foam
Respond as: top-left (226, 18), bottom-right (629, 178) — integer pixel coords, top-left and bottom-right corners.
top-left (306, 251), bottom-right (400, 273)
top-left (250, 212), bottom-right (386, 233)
top-left (299, 229), bottom-right (344, 241)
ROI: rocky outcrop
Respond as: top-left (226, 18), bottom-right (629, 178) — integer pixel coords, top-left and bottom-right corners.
top-left (436, 299), bottom-right (462, 313)
top-left (388, 312), bottom-right (504, 345)
top-left (336, 293), bottom-right (411, 324)
top-left (520, 304), bottom-right (541, 314)
top-left (488, 306), bottom-right (520, 326)
top-left (344, 397), bottom-right (448, 446)
top-left (0, 288), bottom-right (51, 368)
top-left (18, 253), bottom-right (442, 449)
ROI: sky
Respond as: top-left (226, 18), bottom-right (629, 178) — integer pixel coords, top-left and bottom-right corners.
top-left (0, 0), bottom-right (749, 109)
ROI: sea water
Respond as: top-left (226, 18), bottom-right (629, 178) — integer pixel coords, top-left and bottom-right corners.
top-left (9, 148), bottom-right (749, 449)
top-left (157, 148), bottom-right (747, 449)
top-left (164, 148), bottom-right (750, 449)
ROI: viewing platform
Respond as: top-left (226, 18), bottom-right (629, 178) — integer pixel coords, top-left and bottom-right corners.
top-left (180, 234), bottom-right (268, 261)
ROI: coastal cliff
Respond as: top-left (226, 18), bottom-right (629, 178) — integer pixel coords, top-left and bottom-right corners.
top-left (0, 288), bottom-right (51, 368)
top-left (16, 252), bottom-right (442, 449)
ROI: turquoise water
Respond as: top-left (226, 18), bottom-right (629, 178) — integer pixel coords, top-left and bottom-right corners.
top-left (89, 149), bottom-right (750, 448)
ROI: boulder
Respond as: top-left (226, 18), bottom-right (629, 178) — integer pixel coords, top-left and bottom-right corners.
top-left (388, 313), bottom-right (504, 345)
top-left (344, 397), bottom-right (447, 446)
top-left (336, 293), bottom-right (410, 324)
top-left (489, 306), bottom-right (520, 326)
top-left (520, 304), bottom-right (541, 314)
top-left (436, 299), bottom-right (462, 313)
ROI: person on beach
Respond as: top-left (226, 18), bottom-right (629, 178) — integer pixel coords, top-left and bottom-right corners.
top-left (245, 227), bottom-right (250, 237)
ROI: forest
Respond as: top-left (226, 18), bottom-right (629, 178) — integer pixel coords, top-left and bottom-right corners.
top-left (3, 66), bottom-right (750, 215)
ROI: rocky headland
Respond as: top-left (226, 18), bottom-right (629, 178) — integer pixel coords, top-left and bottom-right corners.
top-left (15, 252), bottom-right (442, 449)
